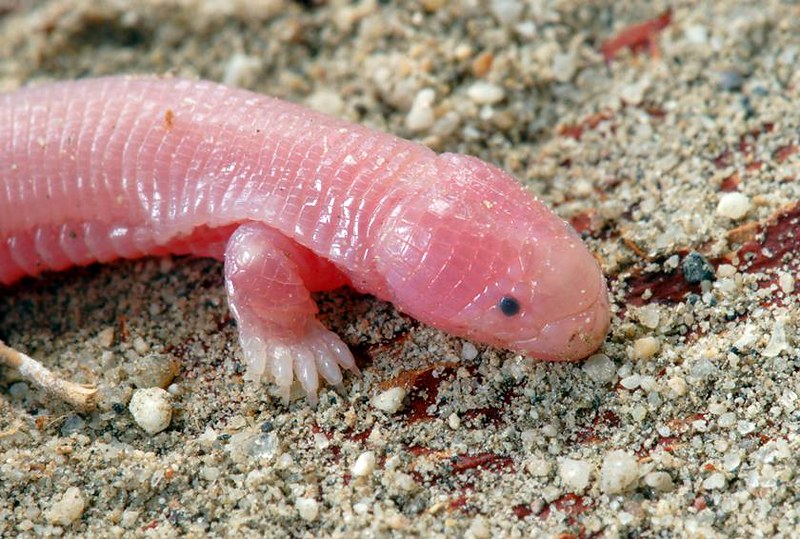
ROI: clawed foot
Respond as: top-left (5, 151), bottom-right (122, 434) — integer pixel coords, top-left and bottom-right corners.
top-left (239, 320), bottom-right (359, 404)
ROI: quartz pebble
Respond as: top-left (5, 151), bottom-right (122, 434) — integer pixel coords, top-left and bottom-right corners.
top-left (295, 497), bottom-right (319, 521)
top-left (461, 341), bottom-right (479, 360)
top-left (352, 451), bottom-right (377, 477)
top-left (779, 272), bottom-right (795, 294)
top-left (129, 387), bottom-right (173, 435)
top-left (467, 82), bottom-right (505, 105)
top-left (632, 336), bottom-right (660, 360)
top-left (716, 192), bottom-right (750, 219)
top-left (371, 387), bottom-right (407, 414)
top-left (45, 487), bottom-right (85, 526)
top-left (762, 316), bottom-right (790, 358)
top-left (702, 472), bottom-right (727, 490)
top-left (582, 354), bottom-right (616, 384)
top-left (558, 458), bottom-right (592, 491)
top-left (600, 451), bottom-right (639, 494)
top-left (644, 471), bottom-right (674, 492)
top-left (405, 88), bottom-right (436, 132)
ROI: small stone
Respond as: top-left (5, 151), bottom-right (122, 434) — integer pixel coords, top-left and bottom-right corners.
top-left (97, 327), bottom-right (115, 347)
top-left (448, 413), bottom-right (461, 430)
top-left (467, 81), bottom-right (505, 105)
top-left (779, 272), bottom-right (795, 294)
top-left (716, 264), bottom-right (737, 278)
top-left (702, 472), bottom-right (727, 490)
top-left (716, 192), bottom-right (750, 219)
top-left (552, 52), bottom-right (577, 83)
top-left (129, 387), bottom-right (173, 435)
top-left (132, 336), bottom-right (150, 355)
top-left (296, 497), bottom-right (319, 521)
top-left (306, 89), bottom-right (345, 116)
top-left (717, 70), bottom-right (745, 91)
top-left (690, 358), bottom-right (717, 380)
top-left (583, 354), bottom-right (616, 384)
top-left (558, 458), bottom-right (592, 491)
top-left (392, 472), bottom-right (417, 492)
top-left (420, 0), bottom-right (445, 10)
top-left (644, 471), bottom-right (674, 492)
top-left (466, 515), bottom-right (490, 539)
top-left (352, 451), bottom-right (377, 477)
top-left (461, 341), bottom-right (479, 360)
top-left (600, 450), bottom-right (639, 494)
top-left (46, 487), bottom-right (85, 526)
top-left (471, 51), bottom-right (494, 78)
top-left (405, 88), bottom-right (436, 132)
top-left (490, 0), bottom-right (523, 25)
top-left (620, 374), bottom-right (641, 390)
top-left (684, 25), bottom-right (708, 44)
top-left (371, 387), bottom-right (407, 414)
top-left (723, 452), bottom-right (742, 471)
top-left (128, 353), bottom-right (178, 389)
top-left (762, 316), bottom-right (790, 357)
top-left (60, 414), bottom-right (86, 436)
top-left (636, 304), bottom-right (660, 329)
top-left (526, 457), bottom-right (552, 477)
top-left (682, 252), bottom-right (715, 284)
top-left (222, 53), bottom-right (263, 88)
top-left (632, 336), bottom-right (660, 360)
top-left (718, 412), bottom-right (737, 428)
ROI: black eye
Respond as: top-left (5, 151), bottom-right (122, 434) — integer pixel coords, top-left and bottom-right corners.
top-left (498, 295), bottom-right (520, 316)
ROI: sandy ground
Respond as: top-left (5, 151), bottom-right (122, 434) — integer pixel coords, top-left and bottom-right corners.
top-left (2, 0), bottom-right (800, 537)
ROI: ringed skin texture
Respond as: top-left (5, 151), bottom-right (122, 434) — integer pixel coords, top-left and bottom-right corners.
top-left (0, 77), bottom-right (610, 402)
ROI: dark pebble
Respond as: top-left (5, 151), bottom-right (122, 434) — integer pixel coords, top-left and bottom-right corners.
top-left (682, 252), bottom-right (715, 284)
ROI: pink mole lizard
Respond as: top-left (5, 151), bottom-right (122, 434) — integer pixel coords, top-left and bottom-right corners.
top-left (0, 77), bottom-right (610, 403)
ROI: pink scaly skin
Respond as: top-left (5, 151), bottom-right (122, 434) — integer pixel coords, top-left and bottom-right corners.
top-left (0, 76), bottom-right (610, 403)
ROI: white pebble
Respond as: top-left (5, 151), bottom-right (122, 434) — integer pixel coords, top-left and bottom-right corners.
top-left (620, 374), bottom-right (642, 390)
top-left (352, 451), bottom-right (377, 477)
top-left (461, 341), bottom-right (479, 360)
top-left (371, 387), bottom-right (407, 414)
top-left (600, 450), bottom-right (639, 494)
top-left (723, 452), bottom-right (742, 471)
top-left (716, 192), bottom-right (750, 220)
top-left (779, 272), bottom-right (795, 294)
top-left (526, 457), bottom-right (552, 477)
top-left (448, 413), bottom-right (461, 430)
top-left (132, 336), bottom-right (150, 355)
top-left (46, 487), bottom-right (85, 526)
top-left (306, 89), bottom-right (345, 116)
top-left (223, 53), bottom-right (263, 87)
top-left (552, 52), bottom-right (577, 83)
top-left (467, 81), bottom-right (505, 105)
top-left (405, 88), bottom-right (436, 132)
top-left (632, 336), bottom-right (660, 360)
top-left (702, 472), bottom-right (727, 490)
top-left (636, 304), bottom-right (660, 329)
top-left (716, 264), bottom-right (737, 278)
top-left (718, 412), bottom-right (737, 429)
top-left (685, 24), bottom-right (709, 44)
top-left (582, 354), bottom-right (616, 384)
top-left (643, 471), bottom-right (674, 492)
top-left (762, 316), bottom-right (790, 358)
top-left (558, 458), bottom-right (592, 491)
top-left (129, 388), bottom-right (173, 435)
top-left (490, 0), bottom-right (523, 25)
top-left (466, 516), bottom-right (490, 539)
top-left (295, 497), bottom-right (319, 521)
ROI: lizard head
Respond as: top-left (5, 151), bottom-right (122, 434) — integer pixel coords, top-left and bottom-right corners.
top-left (375, 153), bottom-right (609, 361)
